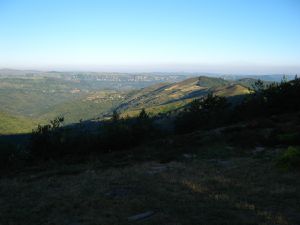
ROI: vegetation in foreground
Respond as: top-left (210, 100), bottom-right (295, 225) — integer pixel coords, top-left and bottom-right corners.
top-left (0, 77), bottom-right (300, 225)
top-left (21, 77), bottom-right (299, 161)
top-left (1, 145), bottom-right (300, 225)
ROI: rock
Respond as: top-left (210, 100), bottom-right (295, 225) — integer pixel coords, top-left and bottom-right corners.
top-left (217, 160), bottom-right (233, 168)
top-left (128, 211), bottom-right (155, 221)
top-left (146, 165), bottom-right (167, 175)
top-left (253, 146), bottom-right (265, 154)
top-left (183, 153), bottom-right (196, 159)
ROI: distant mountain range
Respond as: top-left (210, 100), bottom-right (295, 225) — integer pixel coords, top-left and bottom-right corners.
top-left (1, 68), bottom-right (295, 81)
top-left (0, 71), bottom-right (278, 134)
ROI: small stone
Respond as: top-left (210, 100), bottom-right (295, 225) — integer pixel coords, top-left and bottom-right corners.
top-left (128, 211), bottom-right (155, 221)
top-left (253, 146), bottom-right (265, 154)
top-left (183, 153), bottom-right (196, 159)
top-left (146, 165), bottom-right (167, 175)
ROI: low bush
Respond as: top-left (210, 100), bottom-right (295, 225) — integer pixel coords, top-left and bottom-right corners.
top-left (28, 109), bottom-right (161, 160)
top-left (175, 94), bottom-right (230, 133)
top-left (276, 146), bottom-right (300, 171)
top-left (99, 109), bottom-right (159, 151)
top-left (30, 116), bottom-right (66, 160)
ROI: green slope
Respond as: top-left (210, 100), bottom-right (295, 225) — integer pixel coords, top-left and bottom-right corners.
top-left (40, 91), bottom-right (124, 123)
top-left (0, 77), bottom-right (86, 117)
top-left (0, 111), bottom-right (39, 134)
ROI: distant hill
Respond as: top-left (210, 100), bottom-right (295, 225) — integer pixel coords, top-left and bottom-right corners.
top-left (223, 74), bottom-right (296, 82)
top-left (116, 76), bottom-right (251, 116)
top-left (0, 77), bottom-right (127, 133)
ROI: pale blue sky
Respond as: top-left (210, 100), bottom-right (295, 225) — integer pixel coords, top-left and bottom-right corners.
top-left (0, 0), bottom-right (299, 74)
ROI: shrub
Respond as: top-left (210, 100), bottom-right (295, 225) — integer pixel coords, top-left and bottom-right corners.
top-left (175, 94), bottom-right (230, 133)
top-left (99, 109), bottom-right (158, 151)
top-left (99, 119), bottom-right (135, 151)
top-left (276, 146), bottom-right (300, 171)
top-left (30, 116), bottom-right (65, 160)
top-left (237, 77), bottom-right (300, 119)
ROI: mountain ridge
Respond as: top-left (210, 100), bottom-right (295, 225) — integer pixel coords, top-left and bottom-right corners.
top-left (116, 76), bottom-right (251, 116)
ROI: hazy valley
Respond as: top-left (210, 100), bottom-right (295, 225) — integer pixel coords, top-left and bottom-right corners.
top-left (0, 69), bottom-right (286, 134)
top-left (0, 70), bottom-right (191, 133)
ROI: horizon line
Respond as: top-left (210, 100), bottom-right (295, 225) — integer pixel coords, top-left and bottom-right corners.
top-left (0, 67), bottom-right (299, 76)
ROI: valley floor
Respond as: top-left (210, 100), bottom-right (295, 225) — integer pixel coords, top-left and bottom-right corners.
top-left (1, 147), bottom-right (299, 225)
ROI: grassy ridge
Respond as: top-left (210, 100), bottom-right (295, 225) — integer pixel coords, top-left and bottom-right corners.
top-left (118, 77), bottom-right (251, 116)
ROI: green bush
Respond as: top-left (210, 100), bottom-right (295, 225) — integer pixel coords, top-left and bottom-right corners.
top-left (175, 94), bottom-right (230, 133)
top-left (30, 116), bottom-right (65, 159)
top-left (276, 146), bottom-right (300, 170)
top-left (99, 109), bottom-right (157, 151)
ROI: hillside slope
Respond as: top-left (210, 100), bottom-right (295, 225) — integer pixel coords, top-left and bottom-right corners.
top-left (0, 111), bottom-right (39, 134)
top-left (117, 76), bottom-right (250, 116)
top-left (40, 91), bottom-right (125, 124)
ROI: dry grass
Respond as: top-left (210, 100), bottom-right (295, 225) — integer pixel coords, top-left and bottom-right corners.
top-left (1, 152), bottom-right (300, 225)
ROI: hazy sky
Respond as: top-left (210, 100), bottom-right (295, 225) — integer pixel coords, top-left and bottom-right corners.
top-left (0, 0), bottom-right (299, 74)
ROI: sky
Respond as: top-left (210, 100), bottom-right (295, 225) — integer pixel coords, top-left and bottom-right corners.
top-left (0, 0), bottom-right (299, 74)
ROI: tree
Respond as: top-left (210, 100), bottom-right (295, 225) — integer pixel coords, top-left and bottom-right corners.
top-left (176, 93), bottom-right (230, 133)
top-left (30, 116), bottom-right (65, 159)
top-left (189, 99), bottom-right (202, 113)
top-left (281, 75), bottom-right (288, 83)
top-left (138, 108), bottom-right (149, 120)
top-left (251, 80), bottom-right (265, 93)
top-left (112, 110), bottom-right (120, 122)
top-left (50, 116), bottom-right (64, 128)
top-left (188, 93), bottom-right (228, 113)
